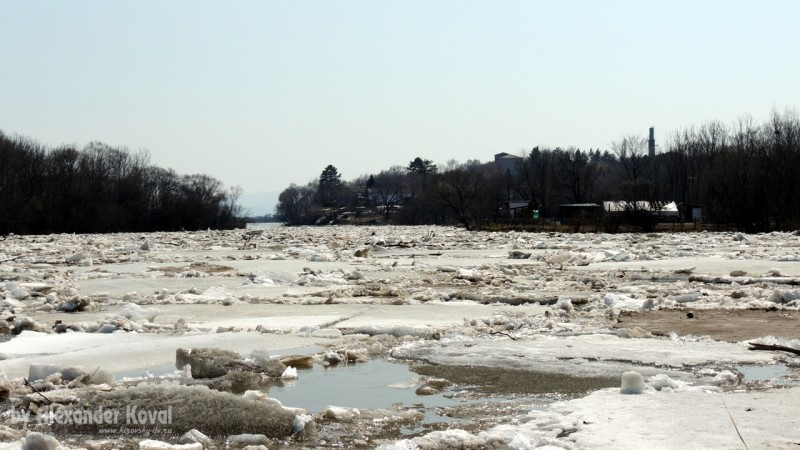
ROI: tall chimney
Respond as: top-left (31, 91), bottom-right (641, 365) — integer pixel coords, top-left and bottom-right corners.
top-left (648, 127), bottom-right (655, 158)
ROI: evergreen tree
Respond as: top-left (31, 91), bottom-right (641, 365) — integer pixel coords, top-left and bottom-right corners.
top-left (318, 165), bottom-right (342, 207)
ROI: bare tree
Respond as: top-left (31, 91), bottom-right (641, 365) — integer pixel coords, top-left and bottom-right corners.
top-left (557, 147), bottom-right (598, 204)
top-left (0, 132), bottom-right (242, 233)
top-left (518, 147), bottom-right (558, 217)
top-left (275, 183), bottom-right (317, 225)
top-left (372, 166), bottom-right (406, 219)
top-left (434, 161), bottom-right (489, 230)
top-left (612, 134), bottom-right (650, 182)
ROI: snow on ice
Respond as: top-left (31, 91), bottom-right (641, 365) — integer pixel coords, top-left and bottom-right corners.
top-left (0, 226), bottom-right (799, 448)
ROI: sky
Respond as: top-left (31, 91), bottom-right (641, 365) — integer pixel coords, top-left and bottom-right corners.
top-left (2, 1), bottom-right (799, 214)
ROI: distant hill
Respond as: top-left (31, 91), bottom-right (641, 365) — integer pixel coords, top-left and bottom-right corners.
top-left (239, 191), bottom-right (280, 216)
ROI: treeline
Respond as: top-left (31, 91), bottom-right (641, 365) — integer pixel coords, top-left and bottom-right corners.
top-left (276, 110), bottom-right (800, 232)
top-left (0, 131), bottom-right (243, 234)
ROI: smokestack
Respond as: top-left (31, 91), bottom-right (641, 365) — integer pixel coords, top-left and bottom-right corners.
top-left (648, 127), bottom-right (655, 158)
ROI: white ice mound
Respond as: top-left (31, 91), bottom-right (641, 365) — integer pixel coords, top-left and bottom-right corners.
top-left (281, 366), bottom-right (298, 379)
top-left (620, 371), bottom-right (645, 394)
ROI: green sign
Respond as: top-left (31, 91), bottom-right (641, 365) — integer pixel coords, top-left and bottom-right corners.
top-left (533, 210), bottom-right (539, 219)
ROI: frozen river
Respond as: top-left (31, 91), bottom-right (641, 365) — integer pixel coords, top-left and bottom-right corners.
top-left (1, 225), bottom-right (799, 449)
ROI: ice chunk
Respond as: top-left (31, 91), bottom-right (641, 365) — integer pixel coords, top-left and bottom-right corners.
top-left (603, 293), bottom-right (644, 310)
top-left (323, 406), bottom-right (360, 420)
top-left (29, 364), bottom-right (89, 382)
top-left (176, 347), bottom-right (287, 379)
top-left (353, 325), bottom-right (433, 338)
top-left (9, 287), bottom-right (30, 300)
top-left (88, 368), bottom-right (115, 384)
top-left (767, 268), bottom-right (782, 276)
top-left (0, 298), bottom-right (24, 308)
top-left (554, 297), bottom-right (573, 313)
top-left (457, 268), bottom-right (474, 277)
top-left (242, 390), bottom-right (268, 401)
top-left (117, 303), bottom-right (160, 322)
top-left (139, 440), bottom-right (202, 450)
top-left (323, 351), bottom-right (342, 364)
top-left (508, 250), bottom-right (532, 259)
top-left (281, 366), bottom-right (298, 379)
top-left (225, 434), bottom-right (270, 446)
top-left (617, 327), bottom-right (651, 339)
top-left (179, 429), bottom-right (213, 447)
top-left (97, 324), bottom-right (118, 333)
top-left (308, 253), bottom-right (335, 262)
top-left (710, 370), bottom-right (738, 385)
top-left (416, 378), bottom-right (450, 395)
top-left (278, 354), bottom-right (313, 369)
top-left (667, 291), bottom-right (703, 303)
top-left (66, 251), bottom-right (85, 262)
top-left (293, 414), bottom-right (316, 437)
top-left (620, 371), bottom-right (645, 394)
top-left (414, 429), bottom-right (485, 448)
top-left (24, 432), bottom-right (61, 450)
top-left (613, 251), bottom-right (632, 262)
top-left (649, 374), bottom-right (680, 391)
top-left (768, 290), bottom-right (800, 304)
top-left (311, 328), bottom-right (342, 338)
top-left (377, 440), bottom-right (420, 450)
top-left (56, 296), bottom-right (92, 312)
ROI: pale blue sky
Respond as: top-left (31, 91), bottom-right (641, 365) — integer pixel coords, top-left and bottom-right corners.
top-left (2, 1), bottom-right (798, 214)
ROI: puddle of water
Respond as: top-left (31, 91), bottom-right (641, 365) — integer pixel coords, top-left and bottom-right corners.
top-left (117, 355), bottom-right (463, 425)
top-left (113, 351), bottom-right (538, 433)
top-left (264, 359), bottom-right (460, 415)
top-left (737, 364), bottom-right (790, 382)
